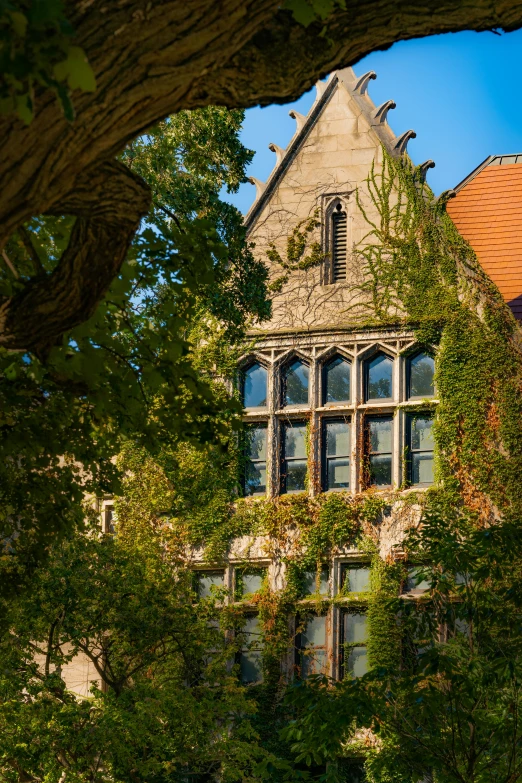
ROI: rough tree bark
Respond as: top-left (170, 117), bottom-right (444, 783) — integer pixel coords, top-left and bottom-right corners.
top-left (1, 0), bottom-right (521, 357)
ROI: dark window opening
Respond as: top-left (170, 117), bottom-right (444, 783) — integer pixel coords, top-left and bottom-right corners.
top-left (332, 203), bottom-right (347, 282)
top-left (407, 353), bottom-right (435, 399)
top-left (341, 611), bottom-right (368, 679)
top-left (281, 420), bottom-right (308, 494)
top-left (243, 424), bottom-right (267, 496)
top-left (323, 356), bottom-right (351, 404)
top-left (365, 353), bottom-right (393, 401)
top-left (365, 416), bottom-right (393, 487)
top-left (242, 363), bottom-right (267, 408)
top-left (406, 414), bottom-right (434, 486)
top-left (323, 418), bottom-right (350, 491)
top-left (282, 359), bottom-right (309, 407)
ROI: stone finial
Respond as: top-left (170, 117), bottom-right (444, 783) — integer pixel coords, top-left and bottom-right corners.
top-left (247, 176), bottom-right (266, 199)
top-left (393, 129), bottom-right (417, 156)
top-left (289, 109), bottom-right (307, 133)
top-left (436, 189), bottom-right (456, 204)
top-left (354, 71), bottom-right (377, 95)
top-left (268, 142), bottom-right (286, 166)
top-left (314, 78), bottom-right (329, 101)
top-left (373, 99), bottom-right (396, 124)
top-left (417, 160), bottom-right (435, 182)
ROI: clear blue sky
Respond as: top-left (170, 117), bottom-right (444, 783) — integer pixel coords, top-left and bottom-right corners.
top-left (223, 29), bottom-right (522, 215)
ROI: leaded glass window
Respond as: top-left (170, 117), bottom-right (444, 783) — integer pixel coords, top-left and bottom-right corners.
top-left (242, 363), bottom-right (267, 408)
top-left (244, 424), bottom-right (267, 496)
top-left (366, 416), bottom-right (393, 487)
top-left (282, 360), bottom-right (309, 407)
top-left (281, 421), bottom-right (307, 493)
top-left (407, 414), bottom-right (434, 486)
top-left (297, 615), bottom-right (328, 678)
top-left (342, 612), bottom-right (368, 678)
top-left (323, 418), bottom-right (350, 491)
top-left (408, 353), bottom-right (435, 399)
top-left (365, 353), bottom-right (393, 401)
top-left (323, 356), bottom-right (351, 404)
top-left (239, 615), bottom-right (263, 684)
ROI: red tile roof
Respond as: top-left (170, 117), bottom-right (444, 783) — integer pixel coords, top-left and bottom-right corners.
top-left (447, 162), bottom-right (522, 320)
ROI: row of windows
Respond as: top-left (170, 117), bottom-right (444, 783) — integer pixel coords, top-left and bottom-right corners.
top-left (244, 412), bottom-right (435, 495)
top-left (242, 351), bottom-right (435, 409)
top-left (195, 564), bottom-right (433, 685)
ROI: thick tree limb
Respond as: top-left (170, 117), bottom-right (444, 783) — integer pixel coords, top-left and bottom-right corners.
top-left (0, 161), bottom-right (151, 357)
top-left (1, 0), bottom-right (521, 354)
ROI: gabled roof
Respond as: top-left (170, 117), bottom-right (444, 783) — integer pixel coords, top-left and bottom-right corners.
top-left (448, 157), bottom-right (522, 320)
top-left (245, 67), bottom-right (419, 231)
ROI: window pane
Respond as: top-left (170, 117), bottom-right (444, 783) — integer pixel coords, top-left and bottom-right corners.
top-left (285, 423), bottom-right (307, 458)
top-left (240, 651), bottom-right (263, 683)
top-left (327, 458), bottom-right (350, 489)
top-left (325, 357), bottom-right (350, 403)
top-left (243, 364), bottom-right (267, 408)
top-left (301, 647), bottom-right (327, 678)
top-left (286, 460), bottom-right (307, 492)
top-left (412, 453), bottom-right (434, 485)
top-left (411, 416), bottom-right (434, 451)
top-left (407, 567), bottom-right (431, 592)
top-left (243, 615), bottom-right (263, 642)
top-left (369, 455), bottom-right (392, 486)
top-left (345, 567), bottom-right (370, 593)
top-left (247, 426), bottom-right (267, 460)
top-left (303, 568), bottom-right (329, 596)
top-left (367, 354), bottom-right (393, 400)
top-left (409, 353), bottom-right (435, 398)
top-left (241, 571), bottom-right (265, 596)
top-left (346, 647), bottom-right (368, 678)
top-left (284, 360), bottom-right (309, 406)
top-left (302, 615), bottom-right (326, 646)
top-left (245, 461), bottom-right (266, 495)
top-left (368, 418), bottom-right (392, 453)
top-left (344, 613), bottom-right (368, 644)
top-left (325, 420), bottom-right (350, 456)
top-left (198, 571), bottom-right (224, 598)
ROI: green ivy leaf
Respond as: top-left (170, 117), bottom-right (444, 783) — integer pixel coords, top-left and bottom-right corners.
top-left (53, 45), bottom-right (96, 92)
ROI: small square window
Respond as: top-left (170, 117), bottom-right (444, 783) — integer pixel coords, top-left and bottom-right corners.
top-left (195, 570), bottom-right (225, 600)
top-left (302, 566), bottom-right (330, 596)
top-left (341, 565), bottom-right (371, 594)
top-left (235, 567), bottom-right (267, 599)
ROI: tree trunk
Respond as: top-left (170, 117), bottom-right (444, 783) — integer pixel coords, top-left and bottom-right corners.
top-left (1, 0), bottom-right (521, 354)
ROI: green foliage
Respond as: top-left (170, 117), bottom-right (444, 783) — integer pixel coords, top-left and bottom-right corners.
top-left (0, 106), bottom-right (269, 592)
top-left (0, 0), bottom-right (95, 123)
top-left (282, 0), bottom-right (346, 28)
top-left (0, 523), bottom-right (275, 782)
top-left (267, 210), bottom-right (328, 292)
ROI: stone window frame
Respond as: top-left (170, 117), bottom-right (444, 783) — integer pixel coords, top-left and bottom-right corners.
top-left (241, 338), bottom-right (438, 497)
top-left (320, 191), bottom-right (354, 286)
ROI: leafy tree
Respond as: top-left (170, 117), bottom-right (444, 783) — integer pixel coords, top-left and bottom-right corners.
top-left (0, 106), bottom-right (269, 591)
top-left (283, 506), bottom-right (522, 783)
top-left (0, 519), bottom-right (273, 782)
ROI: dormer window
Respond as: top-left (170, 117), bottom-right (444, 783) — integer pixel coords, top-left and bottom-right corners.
top-left (242, 363), bottom-right (267, 409)
top-left (332, 203), bottom-right (347, 282)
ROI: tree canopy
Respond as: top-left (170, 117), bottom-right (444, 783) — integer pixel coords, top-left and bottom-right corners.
top-left (0, 104), bottom-right (269, 590)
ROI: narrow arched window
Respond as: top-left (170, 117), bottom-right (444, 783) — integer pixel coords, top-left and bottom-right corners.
top-left (242, 363), bottom-right (267, 408)
top-left (407, 353), bottom-right (435, 399)
top-left (332, 203), bottom-right (347, 282)
top-left (323, 356), bottom-right (351, 404)
top-left (282, 359), bottom-right (309, 407)
top-left (365, 353), bottom-right (393, 401)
